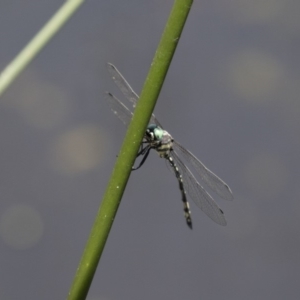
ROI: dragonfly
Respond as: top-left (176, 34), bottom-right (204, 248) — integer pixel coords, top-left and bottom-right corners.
top-left (106, 63), bottom-right (233, 229)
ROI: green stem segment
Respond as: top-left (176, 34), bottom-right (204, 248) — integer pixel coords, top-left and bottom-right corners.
top-left (0, 0), bottom-right (85, 98)
top-left (68, 0), bottom-right (193, 299)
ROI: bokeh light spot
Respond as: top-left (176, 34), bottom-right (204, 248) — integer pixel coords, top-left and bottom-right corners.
top-left (0, 204), bottom-right (44, 250)
top-left (226, 49), bottom-right (284, 103)
top-left (228, 0), bottom-right (284, 24)
top-left (49, 124), bottom-right (108, 175)
top-left (3, 68), bottom-right (70, 129)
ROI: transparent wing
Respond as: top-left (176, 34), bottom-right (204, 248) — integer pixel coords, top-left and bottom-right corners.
top-left (105, 92), bottom-right (132, 126)
top-left (173, 141), bottom-right (233, 201)
top-left (107, 63), bottom-right (139, 107)
top-left (171, 149), bottom-right (227, 226)
top-left (107, 63), bottom-right (162, 127)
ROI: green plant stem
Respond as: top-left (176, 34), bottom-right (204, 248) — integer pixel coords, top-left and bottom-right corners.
top-left (0, 0), bottom-right (85, 98)
top-left (67, 0), bottom-right (194, 299)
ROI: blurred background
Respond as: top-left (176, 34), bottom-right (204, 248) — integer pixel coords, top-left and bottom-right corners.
top-left (0, 0), bottom-right (299, 299)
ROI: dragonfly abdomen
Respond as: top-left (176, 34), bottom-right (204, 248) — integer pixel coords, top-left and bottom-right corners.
top-left (167, 155), bottom-right (192, 229)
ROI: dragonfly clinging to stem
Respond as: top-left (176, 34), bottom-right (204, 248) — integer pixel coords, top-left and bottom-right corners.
top-left (105, 63), bottom-right (233, 229)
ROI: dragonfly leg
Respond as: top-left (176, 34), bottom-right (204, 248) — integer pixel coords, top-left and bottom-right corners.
top-left (132, 145), bottom-right (152, 170)
top-left (136, 142), bottom-right (149, 156)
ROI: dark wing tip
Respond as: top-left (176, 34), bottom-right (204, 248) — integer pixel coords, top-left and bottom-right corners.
top-left (224, 184), bottom-right (234, 201)
top-left (107, 62), bottom-right (116, 70)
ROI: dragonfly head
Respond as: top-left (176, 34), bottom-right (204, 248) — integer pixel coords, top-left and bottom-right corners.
top-left (146, 124), bottom-right (163, 142)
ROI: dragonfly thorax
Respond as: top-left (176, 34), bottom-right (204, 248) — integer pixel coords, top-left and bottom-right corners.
top-left (146, 124), bottom-right (173, 158)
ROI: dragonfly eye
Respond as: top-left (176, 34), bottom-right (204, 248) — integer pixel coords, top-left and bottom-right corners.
top-left (146, 129), bottom-right (154, 141)
top-left (153, 128), bottom-right (163, 140)
top-left (146, 124), bottom-right (163, 141)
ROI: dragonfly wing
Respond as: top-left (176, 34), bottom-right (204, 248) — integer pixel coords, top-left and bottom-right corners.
top-left (107, 63), bottom-right (139, 107)
top-left (173, 141), bottom-right (233, 201)
top-left (107, 63), bottom-right (163, 128)
top-left (171, 149), bottom-right (227, 226)
top-left (105, 92), bottom-right (132, 126)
